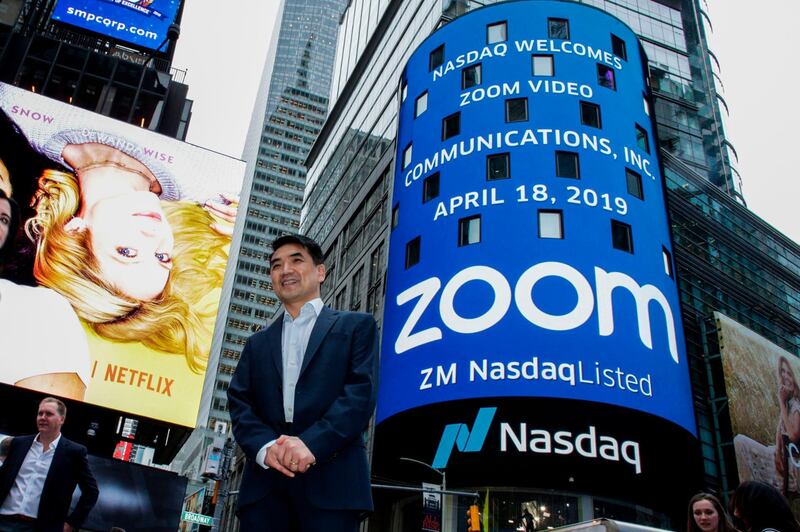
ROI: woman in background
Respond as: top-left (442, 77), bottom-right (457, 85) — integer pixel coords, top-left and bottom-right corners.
top-left (730, 481), bottom-right (800, 532)
top-left (687, 492), bottom-right (738, 532)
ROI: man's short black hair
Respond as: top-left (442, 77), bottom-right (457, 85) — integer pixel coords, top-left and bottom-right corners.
top-left (270, 234), bottom-right (324, 265)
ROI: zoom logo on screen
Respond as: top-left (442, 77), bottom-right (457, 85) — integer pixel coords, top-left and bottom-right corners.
top-left (431, 407), bottom-right (496, 468)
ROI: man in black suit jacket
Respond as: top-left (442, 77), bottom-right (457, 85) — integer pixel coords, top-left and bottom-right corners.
top-left (228, 234), bottom-right (379, 531)
top-left (0, 397), bottom-right (98, 532)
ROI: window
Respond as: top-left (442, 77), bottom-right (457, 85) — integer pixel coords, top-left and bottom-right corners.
top-left (423, 172), bottom-right (440, 203)
top-left (458, 215), bottom-right (481, 246)
top-left (635, 124), bottom-right (650, 153)
top-left (555, 151), bottom-right (579, 179)
top-left (369, 244), bottom-right (384, 286)
top-left (442, 112), bottom-right (461, 140)
top-left (548, 18), bottom-right (569, 39)
top-left (415, 91), bottom-right (428, 117)
top-left (391, 204), bottom-right (399, 229)
top-left (597, 64), bottom-right (616, 90)
top-left (611, 220), bottom-right (633, 253)
top-left (487, 21), bottom-right (507, 44)
top-left (643, 95), bottom-right (650, 116)
top-left (429, 44), bottom-right (444, 71)
top-left (611, 34), bottom-right (627, 61)
top-left (580, 101), bottom-right (601, 128)
top-left (400, 78), bottom-right (408, 102)
top-left (538, 210), bottom-right (563, 239)
top-left (487, 153), bottom-right (510, 180)
top-left (662, 247), bottom-right (673, 278)
top-left (532, 55), bottom-right (554, 76)
top-left (626, 169), bottom-right (643, 199)
top-left (334, 288), bottom-right (347, 310)
top-left (350, 267), bottom-right (364, 311)
top-left (505, 97), bottom-right (528, 122)
top-left (405, 237), bottom-right (421, 268)
top-left (402, 144), bottom-right (413, 169)
top-left (462, 64), bottom-right (481, 89)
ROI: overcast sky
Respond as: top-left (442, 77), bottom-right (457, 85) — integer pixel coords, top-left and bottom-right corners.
top-left (705, 0), bottom-right (799, 244)
top-left (171, 2), bottom-right (280, 158)
top-left (171, 1), bottom-right (799, 245)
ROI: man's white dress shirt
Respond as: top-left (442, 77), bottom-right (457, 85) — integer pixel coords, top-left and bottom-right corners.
top-left (0, 433), bottom-right (61, 518)
top-left (256, 298), bottom-right (323, 469)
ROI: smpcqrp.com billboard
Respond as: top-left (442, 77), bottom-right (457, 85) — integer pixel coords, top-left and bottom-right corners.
top-left (0, 82), bottom-right (244, 426)
top-left (51, 0), bottom-right (182, 52)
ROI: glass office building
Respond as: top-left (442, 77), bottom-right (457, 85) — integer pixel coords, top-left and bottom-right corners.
top-left (302, 0), bottom-right (800, 529)
top-left (202, 0), bottom-right (346, 439)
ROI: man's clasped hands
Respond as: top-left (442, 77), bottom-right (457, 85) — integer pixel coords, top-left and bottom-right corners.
top-left (265, 435), bottom-right (317, 477)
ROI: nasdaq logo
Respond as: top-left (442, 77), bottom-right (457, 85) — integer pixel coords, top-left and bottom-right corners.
top-left (432, 407), bottom-right (497, 468)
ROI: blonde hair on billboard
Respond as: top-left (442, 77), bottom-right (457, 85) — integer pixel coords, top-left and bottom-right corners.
top-left (26, 169), bottom-right (229, 373)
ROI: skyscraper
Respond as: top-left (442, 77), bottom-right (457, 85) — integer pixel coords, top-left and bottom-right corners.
top-left (206, 0), bottom-right (346, 441)
top-left (301, 0), bottom-right (799, 528)
top-left (173, 0), bottom-right (348, 497)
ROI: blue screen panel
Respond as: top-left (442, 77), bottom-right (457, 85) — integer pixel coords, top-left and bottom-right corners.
top-left (51, 0), bottom-right (181, 51)
top-left (377, 0), bottom-right (696, 436)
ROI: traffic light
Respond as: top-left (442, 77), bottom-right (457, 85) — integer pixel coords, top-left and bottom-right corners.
top-left (467, 503), bottom-right (480, 532)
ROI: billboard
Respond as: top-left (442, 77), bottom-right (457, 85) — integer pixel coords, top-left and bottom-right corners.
top-left (0, 82), bottom-right (245, 427)
top-left (375, 0), bottom-right (697, 504)
top-left (50, 0), bottom-right (182, 51)
top-left (719, 312), bottom-right (800, 501)
top-left (73, 454), bottom-right (188, 531)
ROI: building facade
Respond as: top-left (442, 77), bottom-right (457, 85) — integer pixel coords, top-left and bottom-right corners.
top-left (0, 0), bottom-right (191, 138)
top-left (301, 0), bottom-right (799, 529)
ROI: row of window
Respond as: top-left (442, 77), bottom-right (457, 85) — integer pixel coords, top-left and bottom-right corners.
top-left (417, 96), bottom-right (604, 134)
top-left (433, 56), bottom-right (619, 95)
top-left (409, 110), bottom-right (649, 155)
top-left (400, 150), bottom-right (645, 207)
top-left (428, 19), bottom-right (628, 71)
top-left (402, 216), bottom-right (673, 275)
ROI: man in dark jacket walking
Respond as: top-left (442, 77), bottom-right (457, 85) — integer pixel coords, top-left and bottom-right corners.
top-left (0, 397), bottom-right (98, 531)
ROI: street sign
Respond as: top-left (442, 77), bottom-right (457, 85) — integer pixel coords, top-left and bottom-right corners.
top-left (181, 511), bottom-right (215, 526)
top-left (422, 483), bottom-right (442, 532)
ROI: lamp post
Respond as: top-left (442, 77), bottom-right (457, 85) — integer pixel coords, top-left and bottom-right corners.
top-left (399, 456), bottom-right (446, 490)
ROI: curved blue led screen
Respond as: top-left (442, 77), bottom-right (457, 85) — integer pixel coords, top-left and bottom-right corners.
top-left (377, 0), bottom-right (696, 436)
top-left (51, 0), bottom-right (181, 51)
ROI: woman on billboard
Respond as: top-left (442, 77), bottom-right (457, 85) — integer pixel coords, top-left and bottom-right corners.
top-left (24, 144), bottom-right (236, 373)
top-left (1, 190), bottom-right (90, 400)
top-left (775, 356), bottom-right (800, 495)
top-left (734, 356), bottom-right (800, 498)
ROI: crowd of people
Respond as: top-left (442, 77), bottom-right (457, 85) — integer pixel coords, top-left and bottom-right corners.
top-left (688, 483), bottom-right (800, 532)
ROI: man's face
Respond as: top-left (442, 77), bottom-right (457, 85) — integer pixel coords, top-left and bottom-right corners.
top-left (37, 402), bottom-right (65, 437)
top-left (269, 243), bottom-right (325, 307)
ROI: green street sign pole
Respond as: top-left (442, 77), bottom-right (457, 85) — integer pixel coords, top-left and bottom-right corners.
top-left (181, 511), bottom-right (215, 526)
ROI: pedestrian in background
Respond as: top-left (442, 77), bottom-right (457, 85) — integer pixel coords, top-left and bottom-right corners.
top-left (0, 397), bottom-right (98, 531)
top-left (687, 492), bottom-right (738, 532)
top-left (730, 480), bottom-right (800, 532)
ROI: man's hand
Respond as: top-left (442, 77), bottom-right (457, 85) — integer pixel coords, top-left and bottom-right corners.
top-left (276, 435), bottom-right (316, 473)
top-left (265, 439), bottom-right (295, 478)
top-left (64, 524), bottom-right (74, 532)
